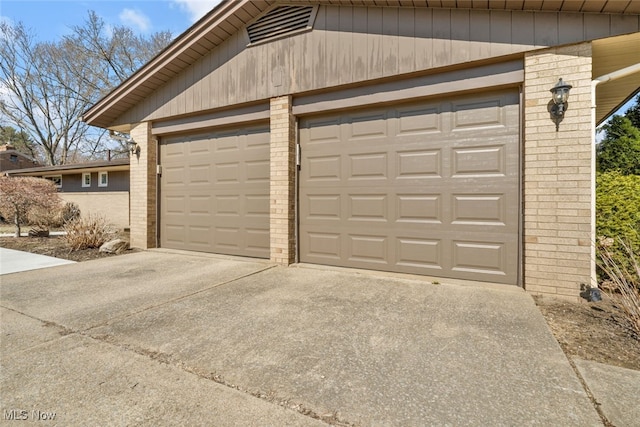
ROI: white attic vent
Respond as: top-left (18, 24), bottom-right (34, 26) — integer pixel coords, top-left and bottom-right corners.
top-left (247, 5), bottom-right (318, 45)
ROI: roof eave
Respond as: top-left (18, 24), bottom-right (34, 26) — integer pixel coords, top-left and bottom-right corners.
top-left (83, 0), bottom-right (260, 129)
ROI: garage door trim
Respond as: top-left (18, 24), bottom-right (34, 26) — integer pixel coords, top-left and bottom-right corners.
top-left (292, 59), bottom-right (523, 116)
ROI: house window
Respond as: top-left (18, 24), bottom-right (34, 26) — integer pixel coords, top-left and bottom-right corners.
top-left (46, 175), bottom-right (62, 189)
top-left (82, 173), bottom-right (91, 188)
top-left (9, 154), bottom-right (18, 163)
top-left (98, 171), bottom-right (108, 187)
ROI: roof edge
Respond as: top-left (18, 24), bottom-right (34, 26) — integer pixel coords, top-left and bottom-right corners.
top-left (5, 158), bottom-right (130, 175)
top-left (82, 0), bottom-right (250, 128)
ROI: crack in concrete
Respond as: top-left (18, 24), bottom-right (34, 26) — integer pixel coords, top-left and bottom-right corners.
top-left (565, 354), bottom-right (613, 427)
top-left (1, 266), bottom-right (357, 426)
top-left (82, 264), bottom-right (278, 333)
top-left (83, 334), bottom-right (356, 426)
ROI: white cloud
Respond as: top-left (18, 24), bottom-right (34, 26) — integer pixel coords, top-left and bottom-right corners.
top-left (119, 8), bottom-right (151, 33)
top-left (172, 0), bottom-right (222, 23)
top-left (0, 15), bottom-right (14, 38)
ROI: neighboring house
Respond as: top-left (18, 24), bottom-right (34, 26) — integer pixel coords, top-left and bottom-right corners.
top-left (83, 0), bottom-right (640, 301)
top-left (0, 144), bottom-right (40, 172)
top-left (7, 158), bottom-right (130, 229)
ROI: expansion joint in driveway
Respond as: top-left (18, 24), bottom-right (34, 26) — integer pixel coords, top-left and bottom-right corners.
top-left (85, 330), bottom-right (356, 427)
top-left (564, 356), bottom-right (613, 427)
top-left (82, 264), bottom-right (278, 333)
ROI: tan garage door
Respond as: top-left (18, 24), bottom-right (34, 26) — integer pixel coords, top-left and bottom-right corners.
top-left (299, 90), bottom-right (520, 284)
top-left (159, 125), bottom-right (270, 258)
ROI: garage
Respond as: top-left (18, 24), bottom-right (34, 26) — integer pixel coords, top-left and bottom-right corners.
top-left (159, 125), bottom-right (270, 258)
top-left (299, 90), bottom-right (520, 284)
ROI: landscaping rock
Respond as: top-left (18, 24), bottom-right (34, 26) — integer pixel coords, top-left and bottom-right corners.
top-left (28, 228), bottom-right (50, 237)
top-left (99, 239), bottom-right (129, 254)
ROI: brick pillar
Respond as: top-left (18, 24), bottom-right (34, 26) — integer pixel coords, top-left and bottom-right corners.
top-left (523, 42), bottom-right (595, 301)
top-left (270, 96), bottom-right (296, 265)
top-left (129, 122), bottom-right (157, 249)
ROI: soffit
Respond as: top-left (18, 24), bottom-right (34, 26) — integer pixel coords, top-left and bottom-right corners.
top-left (83, 0), bottom-right (640, 129)
top-left (593, 32), bottom-right (640, 124)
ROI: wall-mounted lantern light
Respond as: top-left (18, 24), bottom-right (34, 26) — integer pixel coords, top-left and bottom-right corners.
top-left (127, 139), bottom-right (140, 156)
top-left (109, 130), bottom-right (139, 157)
top-left (549, 78), bottom-right (572, 130)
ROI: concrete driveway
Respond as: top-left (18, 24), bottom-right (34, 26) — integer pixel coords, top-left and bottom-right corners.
top-left (1, 250), bottom-right (603, 425)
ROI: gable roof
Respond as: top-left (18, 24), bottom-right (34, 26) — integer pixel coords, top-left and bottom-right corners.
top-left (83, 0), bottom-right (640, 130)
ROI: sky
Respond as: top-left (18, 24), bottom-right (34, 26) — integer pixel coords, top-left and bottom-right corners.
top-left (0, 0), bottom-right (635, 132)
top-left (0, 0), bottom-right (223, 42)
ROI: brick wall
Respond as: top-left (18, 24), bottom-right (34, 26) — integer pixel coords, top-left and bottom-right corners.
top-left (60, 192), bottom-right (129, 229)
top-left (129, 122), bottom-right (157, 249)
top-left (270, 96), bottom-right (296, 265)
top-left (523, 42), bottom-right (595, 301)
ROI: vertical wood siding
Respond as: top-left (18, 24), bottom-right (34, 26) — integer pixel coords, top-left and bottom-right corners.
top-left (60, 171), bottom-right (129, 193)
top-left (114, 6), bottom-right (639, 126)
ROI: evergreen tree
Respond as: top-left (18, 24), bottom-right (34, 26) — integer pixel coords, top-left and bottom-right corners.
top-left (596, 115), bottom-right (640, 175)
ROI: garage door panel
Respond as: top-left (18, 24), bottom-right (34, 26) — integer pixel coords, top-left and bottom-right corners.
top-left (348, 234), bottom-right (388, 264)
top-left (451, 98), bottom-right (507, 131)
top-left (397, 105), bottom-right (442, 135)
top-left (215, 227), bottom-right (241, 250)
top-left (164, 225), bottom-right (186, 246)
top-left (348, 194), bottom-right (388, 221)
top-left (348, 112), bottom-right (388, 140)
top-left (451, 194), bottom-right (507, 225)
top-left (245, 160), bottom-right (270, 182)
top-left (164, 166), bottom-right (186, 186)
top-left (451, 240), bottom-right (510, 276)
top-left (397, 238), bottom-right (443, 270)
top-left (300, 90), bottom-right (519, 284)
top-left (349, 152), bottom-right (388, 180)
top-left (187, 165), bottom-right (209, 184)
top-left (189, 195), bottom-right (212, 216)
top-left (305, 232), bottom-right (342, 260)
top-left (215, 195), bottom-right (240, 216)
top-left (396, 194), bottom-right (442, 224)
top-left (452, 145), bottom-right (506, 176)
top-left (451, 236), bottom-right (515, 277)
top-left (188, 226), bottom-right (212, 246)
top-left (306, 117), bottom-right (342, 143)
top-left (306, 155), bottom-right (341, 182)
top-left (215, 162), bottom-right (241, 184)
top-left (305, 194), bottom-right (341, 219)
top-left (396, 149), bottom-right (442, 177)
top-left (160, 125), bottom-right (269, 258)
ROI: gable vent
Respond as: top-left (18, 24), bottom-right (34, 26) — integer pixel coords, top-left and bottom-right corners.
top-left (247, 5), bottom-right (317, 45)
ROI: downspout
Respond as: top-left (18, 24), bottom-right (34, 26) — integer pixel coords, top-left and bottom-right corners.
top-left (590, 62), bottom-right (640, 297)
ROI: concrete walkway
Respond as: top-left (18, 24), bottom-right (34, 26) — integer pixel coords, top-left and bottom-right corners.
top-left (0, 250), bottom-right (631, 425)
top-left (0, 247), bottom-right (76, 275)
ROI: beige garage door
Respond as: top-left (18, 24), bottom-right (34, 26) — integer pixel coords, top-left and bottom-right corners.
top-left (299, 90), bottom-right (520, 284)
top-left (159, 125), bottom-right (270, 258)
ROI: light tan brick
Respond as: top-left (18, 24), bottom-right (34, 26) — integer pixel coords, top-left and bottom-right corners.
top-left (269, 96), bottom-right (296, 265)
top-left (129, 122), bottom-right (157, 249)
top-left (523, 42), bottom-right (594, 300)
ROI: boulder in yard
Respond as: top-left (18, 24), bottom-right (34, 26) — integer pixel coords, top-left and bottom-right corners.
top-left (99, 239), bottom-right (129, 254)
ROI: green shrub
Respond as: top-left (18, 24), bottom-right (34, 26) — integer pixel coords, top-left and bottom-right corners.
top-left (596, 171), bottom-right (640, 286)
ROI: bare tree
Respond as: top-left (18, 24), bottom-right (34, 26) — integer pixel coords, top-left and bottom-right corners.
top-left (0, 23), bottom-right (88, 165)
top-left (0, 176), bottom-right (62, 237)
top-left (0, 13), bottom-right (172, 165)
top-left (64, 11), bottom-right (172, 100)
